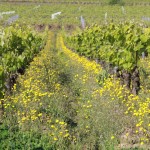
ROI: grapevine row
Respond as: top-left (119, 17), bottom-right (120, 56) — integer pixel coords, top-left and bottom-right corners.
top-left (66, 22), bottom-right (150, 94)
top-left (0, 24), bottom-right (46, 99)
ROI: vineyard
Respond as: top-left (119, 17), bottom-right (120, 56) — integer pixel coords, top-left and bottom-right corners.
top-left (0, 1), bottom-right (150, 150)
top-left (0, 3), bottom-right (150, 26)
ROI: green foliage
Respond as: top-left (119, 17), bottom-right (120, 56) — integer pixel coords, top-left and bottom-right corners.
top-left (66, 22), bottom-right (150, 72)
top-left (0, 123), bottom-right (56, 150)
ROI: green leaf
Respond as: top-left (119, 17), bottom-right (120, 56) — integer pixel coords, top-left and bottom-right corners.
top-left (140, 35), bottom-right (148, 43)
top-left (123, 62), bottom-right (133, 70)
top-left (134, 43), bottom-right (144, 51)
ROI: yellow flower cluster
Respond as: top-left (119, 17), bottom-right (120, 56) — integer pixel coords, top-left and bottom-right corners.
top-left (58, 35), bottom-right (102, 75)
top-left (49, 119), bottom-right (71, 141)
top-left (93, 76), bottom-right (150, 144)
top-left (125, 95), bottom-right (150, 143)
top-left (6, 32), bottom-right (57, 125)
